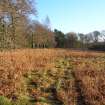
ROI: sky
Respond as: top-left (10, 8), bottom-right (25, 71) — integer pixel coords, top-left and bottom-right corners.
top-left (36, 0), bottom-right (105, 34)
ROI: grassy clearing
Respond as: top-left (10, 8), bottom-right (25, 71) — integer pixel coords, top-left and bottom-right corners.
top-left (0, 49), bottom-right (105, 105)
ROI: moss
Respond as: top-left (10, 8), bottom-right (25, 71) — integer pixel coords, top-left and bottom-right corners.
top-left (38, 97), bottom-right (48, 103)
top-left (0, 96), bottom-right (12, 105)
top-left (12, 95), bottom-right (33, 105)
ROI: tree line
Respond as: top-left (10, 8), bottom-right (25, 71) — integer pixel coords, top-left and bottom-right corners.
top-left (54, 29), bottom-right (105, 50)
top-left (0, 0), bottom-right (105, 51)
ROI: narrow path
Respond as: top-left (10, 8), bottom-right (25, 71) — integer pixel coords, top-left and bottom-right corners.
top-left (46, 87), bottom-right (64, 105)
top-left (75, 80), bottom-right (87, 105)
top-left (25, 68), bottom-right (64, 105)
top-left (72, 72), bottom-right (88, 105)
top-left (25, 58), bottom-right (89, 105)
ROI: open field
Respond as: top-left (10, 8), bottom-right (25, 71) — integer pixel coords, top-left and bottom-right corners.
top-left (0, 49), bottom-right (105, 105)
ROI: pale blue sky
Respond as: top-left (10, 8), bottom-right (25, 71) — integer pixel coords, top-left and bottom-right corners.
top-left (36, 0), bottom-right (105, 34)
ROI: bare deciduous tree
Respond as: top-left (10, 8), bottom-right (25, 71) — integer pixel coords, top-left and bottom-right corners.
top-left (0, 0), bottom-right (37, 49)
